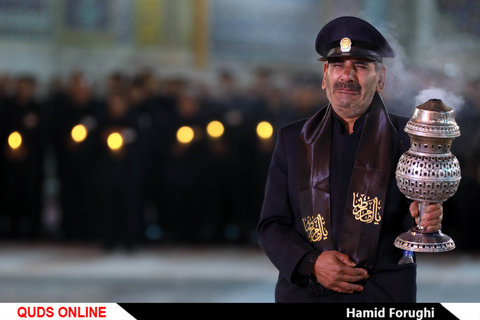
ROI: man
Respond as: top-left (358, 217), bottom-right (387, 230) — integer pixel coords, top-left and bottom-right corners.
top-left (257, 16), bottom-right (443, 302)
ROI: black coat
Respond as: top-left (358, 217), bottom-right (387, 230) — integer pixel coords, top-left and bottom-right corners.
top-left (257, 108), bottom-right (417, 302)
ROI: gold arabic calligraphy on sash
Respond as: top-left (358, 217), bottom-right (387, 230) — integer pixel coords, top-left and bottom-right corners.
top-left (302, 214), bottom-right (328, 242)
top-left (352, 192), bottom-right (382, 225)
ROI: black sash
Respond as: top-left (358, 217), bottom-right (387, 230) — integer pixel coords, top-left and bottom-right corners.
top-left (298, 92), bottom-right (397, 268)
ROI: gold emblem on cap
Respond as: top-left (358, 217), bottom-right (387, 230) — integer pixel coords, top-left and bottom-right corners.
top-left (340, 37), bottom-right (352, 53)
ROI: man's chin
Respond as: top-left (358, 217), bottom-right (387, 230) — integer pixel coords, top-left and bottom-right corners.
top-left (332, 103), bottom-right (365, 118)
top-left (333, 92), bottom-right (360, 103)
top-left (335, 101), bottom-right (360, 110)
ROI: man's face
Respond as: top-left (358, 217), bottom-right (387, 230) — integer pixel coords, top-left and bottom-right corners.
top-left (322, 58), bottom-right (385, 121)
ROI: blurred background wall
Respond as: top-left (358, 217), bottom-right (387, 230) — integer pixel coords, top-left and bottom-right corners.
top-left (0, 0), bottom-right (479, 252)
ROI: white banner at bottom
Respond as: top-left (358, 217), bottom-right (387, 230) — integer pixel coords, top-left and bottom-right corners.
top-left (442, 303), bottom-right (480, 320)
top-left (0, 303), bottom-right (136, 320)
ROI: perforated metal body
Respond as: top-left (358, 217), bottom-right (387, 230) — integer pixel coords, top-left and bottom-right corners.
top-left (394, 99), bottom-right (461, 253)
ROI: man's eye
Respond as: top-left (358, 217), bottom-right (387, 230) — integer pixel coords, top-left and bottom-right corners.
top-left (355, 63), bottom-right (368, 69)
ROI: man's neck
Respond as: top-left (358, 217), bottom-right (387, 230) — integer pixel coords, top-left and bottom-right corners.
top-left (332, 105), bottom-right (373, 135)
top-left (332, 114), bottom-right (360, 135)
top-left (341, 118), bottom-right (357, 135)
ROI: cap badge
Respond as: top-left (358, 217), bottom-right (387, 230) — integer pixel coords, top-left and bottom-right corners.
top-left (340, 37), bottom-right (352, 53)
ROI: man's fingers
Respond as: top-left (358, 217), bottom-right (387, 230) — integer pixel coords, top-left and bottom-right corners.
top-left (342, 273), bottom-right (369, 283)
top-left (412, 202), bottom-right (444, 230)
top-left (421, 208), bottom-right (443, 231)
top-left (422, 210), bottom-right (443, 220)
top-left (314, 251), bottom-right (369, 294)
top-left (409, 201), bottom-right (419, 218)
top-left (332, 282), bottom-right (364, 294)
top-left (421, 216), bottom-right (442, 226)
top-left (426, 203), bottom-right (442, 212)
top-left (341, 266), bottom-right (369, 278)
top-left (419, 217), bottom-right (442, 231)
top-left (421, 212), bottom-right (442, 222)
top-left (334, 251), bottom-right (356, 267)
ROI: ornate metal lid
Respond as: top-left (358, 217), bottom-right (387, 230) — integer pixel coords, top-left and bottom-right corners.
top-left (404, 99), bottom-right (461, 138)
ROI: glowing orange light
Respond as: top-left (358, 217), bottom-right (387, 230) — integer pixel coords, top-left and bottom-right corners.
top-left (176, 126), bottom-right (194, 144)
top-left (71, 124), bottom-right (88, 143)
top-left (256, 121), bottom-right (273, 139)
top-left (206, 120), bottom-right (224, 138)
top-left (8, 131), bottom-right (22, 150)
top-left (107, 132), bottom-right (124, 150)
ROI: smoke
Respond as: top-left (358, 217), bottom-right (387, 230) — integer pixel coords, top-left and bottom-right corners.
top-left (379, 26), bottom-right (422, 116)
top-left (414, 86), bottom-right (465, 111)
top-left (378, 25), bottom-right (466, 116)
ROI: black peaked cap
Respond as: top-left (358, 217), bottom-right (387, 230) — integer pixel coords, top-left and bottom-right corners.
top-left (315, 16), bottom-right (395, 61)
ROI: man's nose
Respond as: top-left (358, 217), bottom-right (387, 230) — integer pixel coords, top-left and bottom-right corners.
top-left (341, 62), bottom-right (356, 80)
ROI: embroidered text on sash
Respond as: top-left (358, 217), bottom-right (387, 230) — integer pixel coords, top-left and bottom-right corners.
top-left (302, 214), bottom-right (328, 242)
top-left (352, 192), bottom-right (382, 224)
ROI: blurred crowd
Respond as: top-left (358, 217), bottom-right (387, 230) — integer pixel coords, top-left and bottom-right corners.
top-left (0, 68), bottom-right (326, 250)
top-left (0, 67), bottom-right (479, 251)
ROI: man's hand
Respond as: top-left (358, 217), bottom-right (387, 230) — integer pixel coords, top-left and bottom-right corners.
top-left (409, 201), bottom-right (443, 232)
top-left (313, 250), bottom-right (369, 294)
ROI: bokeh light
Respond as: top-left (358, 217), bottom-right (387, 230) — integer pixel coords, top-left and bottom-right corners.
top-left (256, 121), bottom-right (273, 139)
top-left (71, 124), bottom-right (88, 143)
top-left (177, 126), bottom-right (195, 144)
top-left (8, 131), bottom-right (22, 150)
top-left (206, 121), bottom-right (224, 138)
top-left (107, 132), bottom-right (124, 150)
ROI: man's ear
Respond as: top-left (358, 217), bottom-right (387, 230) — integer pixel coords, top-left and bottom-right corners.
top-left (321, 62), bottom-right (328, 90)
top-left (376, 65), bottom-right (386, 92)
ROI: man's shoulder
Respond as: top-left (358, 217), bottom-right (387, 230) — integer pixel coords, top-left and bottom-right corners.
top-left (276, 119), bottom-right (307, 144)
top-left (280, 119), bottom-right (307, 134)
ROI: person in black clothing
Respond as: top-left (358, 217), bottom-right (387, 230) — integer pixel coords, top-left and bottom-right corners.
top-left (162, 86), bottom-right (224, 244)
top-left (0, 75), bottom-right (45, 239)
top-left (257, 16), bottom-right (444, 302)
top-left (49, 72), bottom-right (102, 241)
top-left (128, 73), bottom-right (177, 243)
top-left (210, 70), bottom-right (255, 244)
top-left (97, 88), bottom-right (145, 250)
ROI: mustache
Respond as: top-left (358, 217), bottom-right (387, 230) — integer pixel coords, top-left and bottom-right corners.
top-left (334, 81), bottom-right (361, 91)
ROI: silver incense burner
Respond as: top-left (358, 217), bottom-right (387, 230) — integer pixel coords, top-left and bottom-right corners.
top-left (394, 99), bottom-right (461, 253)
